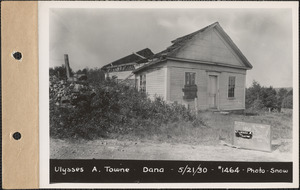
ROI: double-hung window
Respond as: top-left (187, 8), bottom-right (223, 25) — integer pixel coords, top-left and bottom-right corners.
top-left (185, 72), bottom-right (196, 86)
top-left (183, 72), bottom-right (197, 99)
top-left (228, 76), bottom-right (235, 98)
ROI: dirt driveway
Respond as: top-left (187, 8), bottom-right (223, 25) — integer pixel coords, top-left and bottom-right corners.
top-left (51, 138), bottom-right (292, 162)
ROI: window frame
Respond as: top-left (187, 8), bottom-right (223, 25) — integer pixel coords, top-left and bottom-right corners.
top-left (228, 76), bottom-right (236, 99)
top-left (185, 72), bottom-right (196, 86)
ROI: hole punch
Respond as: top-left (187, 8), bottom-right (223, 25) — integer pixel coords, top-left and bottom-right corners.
top-left (12, 132), bottom-right (21, 140)
top-left (12, 51), bottom-right (22, 60)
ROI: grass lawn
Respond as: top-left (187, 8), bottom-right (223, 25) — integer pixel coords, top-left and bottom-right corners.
top-left (108, 111), bottom-right (293, 152)
top-left (51, 111), bottom-right (293, 160)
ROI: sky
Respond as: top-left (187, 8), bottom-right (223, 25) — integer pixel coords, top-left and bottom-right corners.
top-left (49, 8), bottom-right (293, 88)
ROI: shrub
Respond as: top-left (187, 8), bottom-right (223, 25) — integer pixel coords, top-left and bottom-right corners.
top-left (282, 95), bottom-right (293, 109)
top-left (276, 88), bottom-right (288, 111)
top-left (85, 68), bottom-right (105, 84)
top-left (50, 77), bottom-right (204, 140)
top-left (245, 99), bottom-right (266, 115)
top-left (261, 87), bottom-right (278, 110)
top-left (245, 81), bottom-right (262, 109)
top-left (246, 81), bottom-right (280, 111)
top-left (49, 65), bottom-right (74, 80)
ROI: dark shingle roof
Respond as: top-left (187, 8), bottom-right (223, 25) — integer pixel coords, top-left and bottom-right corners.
top-left (153, 22), bottom-right (218, 58)
top-left (102, 48), bottom-right (154, 70)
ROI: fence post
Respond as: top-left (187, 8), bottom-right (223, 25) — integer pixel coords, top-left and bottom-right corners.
top-left (195, 97), bottom-right (198, 115)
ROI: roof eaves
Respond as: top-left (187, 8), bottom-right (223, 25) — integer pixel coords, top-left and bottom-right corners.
top-left (167, 56), bottom-right (250, 70)
top-left (133, 58), bottom-right (166, 74)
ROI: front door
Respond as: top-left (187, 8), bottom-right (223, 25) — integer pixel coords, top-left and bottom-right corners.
top-left (209, 75), bottom-right (218, 108)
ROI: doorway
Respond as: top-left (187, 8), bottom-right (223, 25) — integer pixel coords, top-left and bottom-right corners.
top-left (209, 75), bottom-right (218, 108)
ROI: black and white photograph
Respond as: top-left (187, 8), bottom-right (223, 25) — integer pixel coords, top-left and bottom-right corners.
top-left (39, 1), bottom-right (298, 188)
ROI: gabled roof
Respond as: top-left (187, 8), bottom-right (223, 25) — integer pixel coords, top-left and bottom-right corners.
top-left (134, 22), bottom-right (253, 73)
top-left (153, 22), bottom-right (217, 58)
top-left (101, 48), bottom-right (154, 70)
top-left (213, 22), bottom-right (253, 69)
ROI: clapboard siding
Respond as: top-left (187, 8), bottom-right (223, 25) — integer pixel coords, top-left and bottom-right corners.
top-left (176, 28), bottom-right (243, 67)
top-left (136, 67), bottom-right (166, 100)
top-left (133, 23), bottom-right (251, 110)
top-left (169, 66), bottom-right (208, 109)
top-left (147, 68), bottom-right (166, 99)
top-left (219, 72), bottom-right (246, 110)
top-left (166, 60), bottom-right (246, 75)
top-left (167, 60), bottom-right (246, 110)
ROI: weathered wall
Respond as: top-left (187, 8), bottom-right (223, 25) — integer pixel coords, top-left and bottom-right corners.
top-left (136, 66), bottom-right (166, 100)
top-left (168, 66), bottom-right (208, 110)
top-left (167, 60), bottom-right (246, 110)
top-left (218, 72), bottom-right (246, 110)
top-left (175, 28), bottom-right (244, 67)
top-left (133, 25), bottom-right (249, 110)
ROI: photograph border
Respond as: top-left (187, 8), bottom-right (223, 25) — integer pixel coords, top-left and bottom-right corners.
top-left (39, 1), bottom-right (299, 188)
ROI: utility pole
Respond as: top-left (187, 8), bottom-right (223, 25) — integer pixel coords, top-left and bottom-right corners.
top-left (64, 54), bottom-right (71, 79)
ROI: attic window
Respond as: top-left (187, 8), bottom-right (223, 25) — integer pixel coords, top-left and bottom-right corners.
top-left (228, 76), bottom-right (235, 98)
top-left (185, 72), bottom-right (196, 86)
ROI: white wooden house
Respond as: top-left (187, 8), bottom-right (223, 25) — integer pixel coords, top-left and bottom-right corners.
top-left (133, 22), bottom-right (252, 111)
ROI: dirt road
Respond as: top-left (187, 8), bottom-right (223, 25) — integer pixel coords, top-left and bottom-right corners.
top-left (51, 138), bottom-right (292, 161)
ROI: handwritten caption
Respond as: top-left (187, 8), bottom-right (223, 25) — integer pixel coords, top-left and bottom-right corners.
top-left (53, 164), bottom-right (289, 176)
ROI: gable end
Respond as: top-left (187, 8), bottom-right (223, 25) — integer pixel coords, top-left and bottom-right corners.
top-left (170, 22), bottom-right (253, 70)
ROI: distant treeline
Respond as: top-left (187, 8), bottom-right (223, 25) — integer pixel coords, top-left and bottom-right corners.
top-left (246, 81), bottom-right (293, 112)
top-left (49, 65), bottom-right (105, 83)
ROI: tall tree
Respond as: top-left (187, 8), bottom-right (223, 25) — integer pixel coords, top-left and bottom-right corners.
top-left (276, 88), bottom-right (288, 111)
top-left (245, 80), bottom-right (262, 108)
top-left (261, 86), bottom-right (278, 110)
top-left (246, 81), bottom-right (279, 111)
top-left (282, 89), bottom-right (293, 109)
